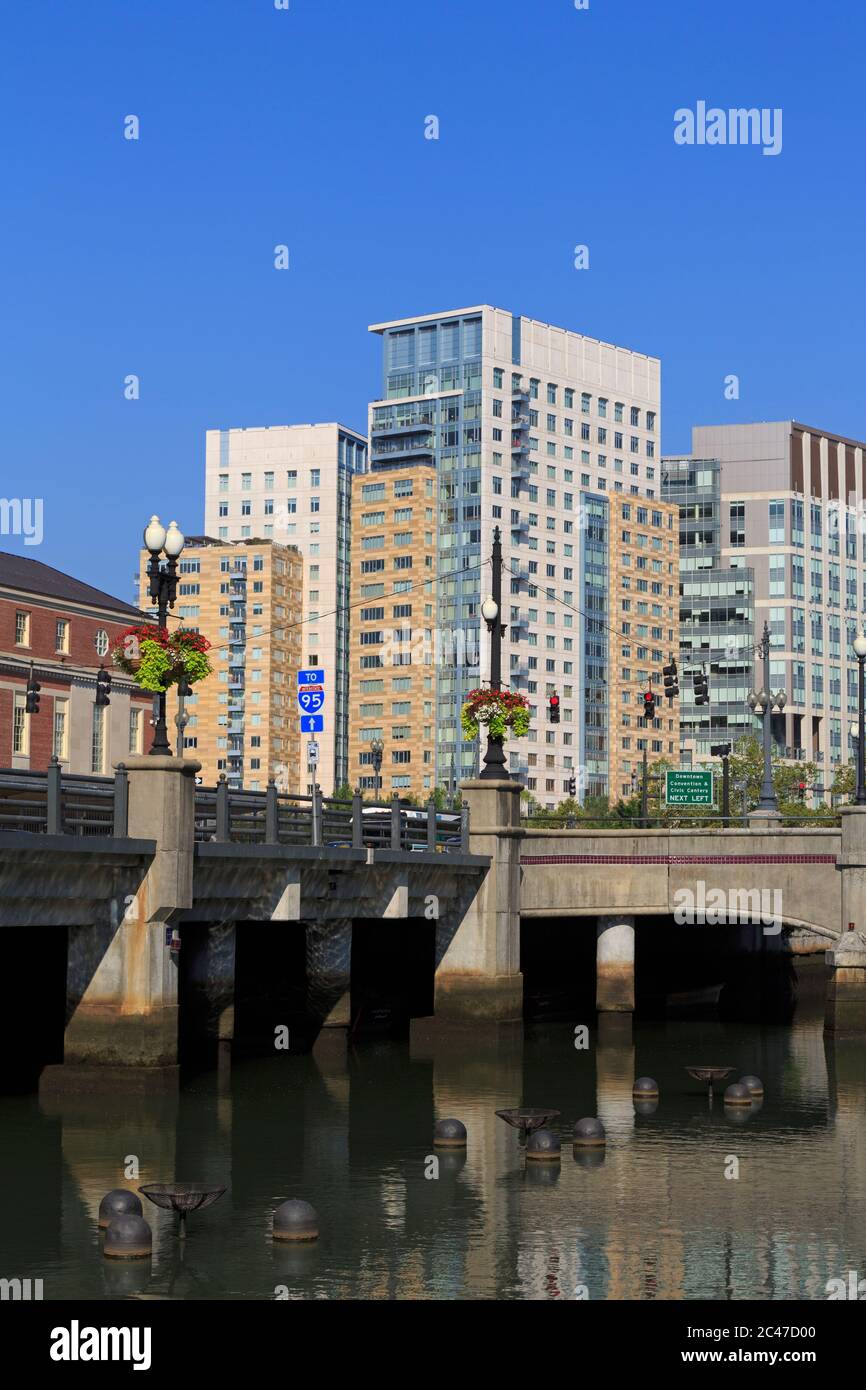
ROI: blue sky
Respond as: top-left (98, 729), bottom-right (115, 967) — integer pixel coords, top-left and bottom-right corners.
top-left (2, 0), bottom-right (864, 599)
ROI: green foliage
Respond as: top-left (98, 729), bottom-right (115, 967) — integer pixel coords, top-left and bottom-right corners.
top-left (135, 639), bottom-right (175, 693)
top-left (460, 688), bottom-right (530, 742)
top-left (831, 762), bottom-right (855, 803)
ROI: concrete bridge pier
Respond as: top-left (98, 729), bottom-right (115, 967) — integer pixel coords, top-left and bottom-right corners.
top-left (596, 915), bottom-right (635, 1013)
top-left (433, 779), bottom-right (523, 1025)
top-left (306, 917), bottom-right (352, 1029)
top-left (827, 805), bottom-right (866, 1036)
top-left (45, 756), bottom-right (200, 1088)
top-left (183, 920), bottom-right (237, 1065)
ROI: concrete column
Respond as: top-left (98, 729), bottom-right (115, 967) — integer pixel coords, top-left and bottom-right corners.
top-left (60, 755), bottom-right (200, 1073)
top-left (827, 805), bottom-right (866, 1035)
top-left (306, 917), bottom-right (352, 1029)
top-left (596, 915), bottom-right (635, 1013)
top-left (434, 778), bottom-right (523, 1025)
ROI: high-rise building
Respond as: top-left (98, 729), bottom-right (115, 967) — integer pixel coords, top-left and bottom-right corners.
top-left (137, 537), bottom-right (303, 791)
top-left (347, 464), bottom-right (438, 798)
top-left (689, 421), bottom-right (866, 778)
top-left (606, 493), bottom-right (681, 800)
top-left (203, 423), bottom-right (367, 793)
top-left (364, 306), bottom-right (664, 807)
top-left (661, 457), bottom-right (755, 761)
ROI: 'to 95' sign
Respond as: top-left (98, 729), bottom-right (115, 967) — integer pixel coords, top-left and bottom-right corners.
top-left (297, 668), bottom-right (326, 718)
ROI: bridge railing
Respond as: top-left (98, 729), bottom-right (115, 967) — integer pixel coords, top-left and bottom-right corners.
top-left (520, 810), bottom-right (842, 830)
top-left (194, 777), bottom-right (469, 853)
top-left (0, 759), bottom-right (128, 837)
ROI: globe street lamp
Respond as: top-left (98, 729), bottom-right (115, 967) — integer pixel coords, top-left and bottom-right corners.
top-left (747, 620), bottom-right (786, 818)
top-left (479, 525), bottom-right (511, 781)
top-left (852, 631), bottom-right (866, 804)
top-left (370, 737), bottom-right (385, 799)
top-left (143, 516), bottom-right (185, 755)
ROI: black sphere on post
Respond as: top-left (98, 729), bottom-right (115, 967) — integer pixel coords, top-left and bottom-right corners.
top-left (142, 515), bottom-right (186, 756)
top-left (98, 1189), bottom-right (143, 1229)
top-left (572, 1117), bottom-right (606, 1148)
top-left (272, 1198), bottom-right (319, 1243)
top-left (433, 1118), bottom-right (467, 1149)
top-left (526, 1128), bottom-right (561, 1162)
top-left (724, 1082), bottom-right (752, 1107)
top-left (633, 1076), bottom-right (659, 1101)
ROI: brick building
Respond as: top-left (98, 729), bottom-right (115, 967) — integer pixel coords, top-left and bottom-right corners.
top-left (0, 552), bottom-right (153, 773)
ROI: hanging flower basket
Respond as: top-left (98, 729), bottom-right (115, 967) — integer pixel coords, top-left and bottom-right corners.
top-left (110, 624), bottom-right (213, 693)
top-left (460, 687), bottom-right (530, 743)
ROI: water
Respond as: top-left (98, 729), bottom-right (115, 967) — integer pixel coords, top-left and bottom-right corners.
top-left (1, 1007), bottom-right (864, 1301)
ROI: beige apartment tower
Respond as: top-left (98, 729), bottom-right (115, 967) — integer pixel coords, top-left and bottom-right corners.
top-left (137, 537), bottom-right (303, 791)
top-left (607, 493), bottom-right (681, 801)
top-left (347, 464), bottom-right (438, 798)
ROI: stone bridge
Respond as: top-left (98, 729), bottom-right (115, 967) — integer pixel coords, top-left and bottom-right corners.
top-left (519, 826), bottom-right (842, 935)
top-left (1, 764), bottom-right (865, 1088)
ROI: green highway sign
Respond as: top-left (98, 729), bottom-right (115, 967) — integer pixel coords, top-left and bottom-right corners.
top-left (665, 769), bottom-right (714, 806)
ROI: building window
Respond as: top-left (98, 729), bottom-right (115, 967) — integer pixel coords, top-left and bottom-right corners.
top-left (55, 619), bottom-right (69, 653)
top-left (15, 611), bottom-right (30, 645)
top-left (53, 699), bottom-right (69, 760)
top-left (94, 629), bottom-right (109, 657)
top-left (13, 694), bottom-right (28, 755)
top-left (129, 707), bottom-right (142, 755)
top-left (91, 705), bottom-right (106, 774)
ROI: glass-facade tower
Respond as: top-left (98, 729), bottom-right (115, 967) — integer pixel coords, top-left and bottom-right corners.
top-left (661, 457), bottom-right (755, 758)
top-left (370, 312), bottom-right (484, 784)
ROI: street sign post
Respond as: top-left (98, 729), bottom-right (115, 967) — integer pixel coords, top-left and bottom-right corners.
top-left (665, 769), bottom-right (714, 806)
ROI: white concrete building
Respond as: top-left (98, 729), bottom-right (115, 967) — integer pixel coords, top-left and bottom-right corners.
top-left (203, 422), bottom-right (367, 793)
top-left (692, 420), bottom-right (866, 787)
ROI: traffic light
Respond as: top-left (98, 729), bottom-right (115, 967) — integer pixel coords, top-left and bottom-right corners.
top-left (95, 665), bottom-right (112, 707)
top-left (710, 742), bottom-right (732, 758)
top-left (643, 690), bottom-right (656, 722)
top-left (798, 781), bottom-right (806, 801)
top-left (177, 676), bottom-right (193, 698)
top-left (567, 776), bottom-right (577, 798)
top-left (663, 658), bottom-right (679, 700)
top-left (25, 664), bottom-right (40, 715)
top-left (548, 693), bottom-right (560, 724)
top-left (693, 669), bottom-right (709, 705)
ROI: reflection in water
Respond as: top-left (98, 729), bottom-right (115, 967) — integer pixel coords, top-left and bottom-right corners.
top-left (1, 1006), bottom-right (864, 1300)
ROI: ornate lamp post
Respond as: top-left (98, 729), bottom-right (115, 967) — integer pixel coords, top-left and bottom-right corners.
top-left (852, 632), bottom-right (866, 804)
top-left (143, 516), bottom-right (185, 755)
top-left (747, 620), bottom-right (786, 818)
top-left (479, 526), bottom-right (510, 781)
top-left (370, 737), bottom-right (384, 799)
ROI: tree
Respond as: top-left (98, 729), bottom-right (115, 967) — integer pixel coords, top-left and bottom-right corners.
top-left (832, 761), bottom-right (855, 804)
